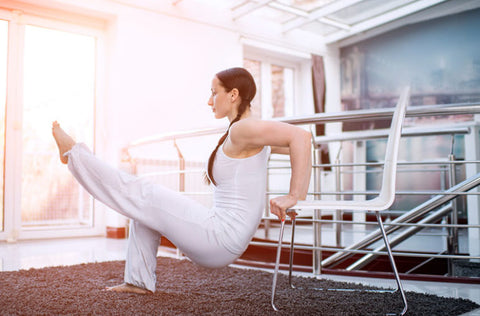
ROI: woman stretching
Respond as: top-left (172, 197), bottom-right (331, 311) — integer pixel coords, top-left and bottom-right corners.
top-left (52, 67), bottom-right (312, 294)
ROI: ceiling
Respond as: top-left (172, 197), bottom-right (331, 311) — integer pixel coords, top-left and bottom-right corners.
top-left (171, 0), bottom-right (480, 47)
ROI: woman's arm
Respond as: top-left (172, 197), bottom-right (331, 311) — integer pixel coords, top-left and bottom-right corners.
top-left (271, 146), bottom-right (290, 155)
top-left (230, 119), bottom-right (312, 220)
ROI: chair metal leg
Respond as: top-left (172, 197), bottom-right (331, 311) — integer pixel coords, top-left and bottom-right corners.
top-left (288, 217), bottom-right (296, 289)
top-left (376, 212), bottom-right (408, 316)
top-left (272, 213), bottom-right (408, 314)
top-left (271, 219), bottom-right (286, 311)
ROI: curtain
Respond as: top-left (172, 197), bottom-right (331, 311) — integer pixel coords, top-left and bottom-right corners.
top-left (311, 54), bottom-right (331, 169)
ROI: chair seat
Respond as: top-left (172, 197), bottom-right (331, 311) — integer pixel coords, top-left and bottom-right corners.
top-left (290, 194), bottom-right (393, 211)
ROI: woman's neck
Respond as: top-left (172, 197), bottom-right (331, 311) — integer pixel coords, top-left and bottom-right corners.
top-left (229, 108), bottom-right (251, 123)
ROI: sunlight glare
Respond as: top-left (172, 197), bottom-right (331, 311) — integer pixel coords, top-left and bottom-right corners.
top-left (21, 25), bottom-right (96, 225)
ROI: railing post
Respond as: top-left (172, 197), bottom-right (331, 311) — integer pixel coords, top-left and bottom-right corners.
top-left (173, 139), bottom-right (185, 259)
top-left (447, 153), bottom-right (459, 275)
top-left (264, 158), bottom-right (271, 239)
top-left (313, 147), bottom-right (322, 275)
top-left (173, 139), bottom-right (185, 192)
top-left (335, 157), bottom-right (342, 247)
top-left (353, 140), bottom-right (367, 239)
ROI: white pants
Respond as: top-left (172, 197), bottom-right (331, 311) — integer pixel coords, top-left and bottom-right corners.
top-left (66, 143), bottom-right (238, 292)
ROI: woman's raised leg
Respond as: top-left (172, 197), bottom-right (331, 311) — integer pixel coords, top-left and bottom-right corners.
top-left (52, 121), bottom-right (155, 222)
top-left (52, 121), bottom-right (75, 164)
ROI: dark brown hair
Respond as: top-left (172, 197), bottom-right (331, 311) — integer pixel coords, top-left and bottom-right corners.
top-left (206, 67), bottom-right (256, 185)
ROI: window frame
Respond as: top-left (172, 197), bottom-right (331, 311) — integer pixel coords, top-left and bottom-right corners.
top-left (0, 5), bottom-right (107, 241)
top-left (243, 44), bottom-right (312, 119)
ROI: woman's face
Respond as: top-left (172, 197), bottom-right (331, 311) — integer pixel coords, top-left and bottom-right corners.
top-left (208, 76), bottom-right (235, 121)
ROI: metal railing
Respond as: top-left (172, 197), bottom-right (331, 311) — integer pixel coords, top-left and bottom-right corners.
top-left (125, 102), bottom-right (480, 149)
top-left (123, 101), bottom-right (480, 278)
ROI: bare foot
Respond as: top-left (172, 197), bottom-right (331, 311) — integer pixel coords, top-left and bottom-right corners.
top-left (105, 283), bottom-right (152, 295)
top-left (52, 121), bottom-right (76, 164)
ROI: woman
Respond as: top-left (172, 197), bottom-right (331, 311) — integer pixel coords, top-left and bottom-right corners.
top-left (52, 67), bottom-right (311, 294)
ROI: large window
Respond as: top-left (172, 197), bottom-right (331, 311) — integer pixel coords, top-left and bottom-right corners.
top-left (340, 8), bottom-right (480, 112)
top-left (0, 7), bottom-right (104, 241)
top-left (244, 57), bottom-right (295, 119)
top-left (21, 25), bottom-right (95, 227)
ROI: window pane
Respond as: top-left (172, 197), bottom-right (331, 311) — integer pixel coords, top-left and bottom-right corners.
top-left (339, 9), bottom-right (480, 218)
top-left (271, 65), bottom-right (285, 117)
top-left (340, 9), bottom-right (480, 109)
top-left (272, 64), bottom-right (294, 118)
top-left (244, 59), bottom-right (295, 118)
top-left (0, 20), bottom-right (7, 232)
top-left (243, 59), bottom-right (262, 119)
top-left (21, 25), bottom-right (95, 226)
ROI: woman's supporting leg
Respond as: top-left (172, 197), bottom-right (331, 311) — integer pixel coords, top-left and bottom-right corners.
top-left (124, 220), bottom-right (161, 292)
top-left (107, 220), bottom-right (161, 294)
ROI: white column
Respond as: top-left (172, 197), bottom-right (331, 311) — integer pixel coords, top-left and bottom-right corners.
top-left (4, 11), bottom-right (24, 242)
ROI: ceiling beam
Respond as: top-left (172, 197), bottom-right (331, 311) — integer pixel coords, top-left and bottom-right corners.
top-left (323, 0), bottom-right (449, 44)
top-left (232, 0), bottom-right (274, 20)
top-left (283, 0), bottom-right (363, 33)
top-left (267, 2), bottom-right (308, 18)
top-left (318, 16), bottom-right (351, 30)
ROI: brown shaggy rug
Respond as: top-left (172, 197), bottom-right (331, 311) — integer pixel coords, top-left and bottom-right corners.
top-left (0, 256), bottom-right (478, 315)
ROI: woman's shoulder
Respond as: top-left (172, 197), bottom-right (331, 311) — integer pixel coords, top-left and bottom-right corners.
top-left (231, 117), bottom-right (262, 127)
top-left (229, 118), bottom-right (263, 140)
top-left (227, 118), bottom-right (267, 150)
top-left (230, 117), bottom-right (310, 150)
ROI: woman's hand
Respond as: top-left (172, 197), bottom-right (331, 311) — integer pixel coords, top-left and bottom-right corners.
top-left (270, 195), bottom-right (298, 221)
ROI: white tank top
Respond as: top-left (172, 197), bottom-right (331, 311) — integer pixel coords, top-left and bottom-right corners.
top-left (211, 144), bottom-right (271, 255)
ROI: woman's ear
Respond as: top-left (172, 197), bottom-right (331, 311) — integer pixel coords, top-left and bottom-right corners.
top-left (230, 88), bottom-right (239, 102)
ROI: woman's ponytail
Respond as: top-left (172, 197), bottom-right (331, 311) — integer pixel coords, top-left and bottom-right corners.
top-left (205, 99), bottom-right (250, 185)
top-left (205, 68), bottom-right (256, 185)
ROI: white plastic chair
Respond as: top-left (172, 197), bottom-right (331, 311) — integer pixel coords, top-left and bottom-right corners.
top-left (271, 87), bottom-right (410, 315)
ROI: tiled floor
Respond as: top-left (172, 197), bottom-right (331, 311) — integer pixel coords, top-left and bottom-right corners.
top-left (0, 237), bottom-right (127, 272)
top-left (1, 237), bottom-right (479, 315)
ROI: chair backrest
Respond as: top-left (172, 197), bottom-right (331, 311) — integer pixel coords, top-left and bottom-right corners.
top-left (376, 87), bottom-right (410, 207)
top-left (291, 87), bottom-right (410, 211)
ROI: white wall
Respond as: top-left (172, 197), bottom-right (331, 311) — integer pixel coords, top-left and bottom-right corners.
top-left (95, 2), bottom-right (246, 229)
top-left (103, 6), bottom-right (243, 162)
